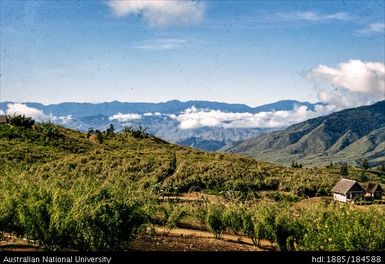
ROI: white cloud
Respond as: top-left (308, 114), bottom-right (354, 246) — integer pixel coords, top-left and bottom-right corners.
top-left (107, 0), bottom-right (205, 27)
top-left (308, 60), bottom-right (385, 109)
top-left (172, 105), bottom-right (334, 130)
top-left (109, 113), bottom-right (142, 122)
top-left (57, 115), bottom-right (74, 125)
top-left (6, 103), bottom-right (51, 122)
top-left (357, 23), bottom-right (385, 35)
top-left (133, 38), bottom-right (186, 51)
top-left (273, 11), bottom-right (352, 22)
top-left (0, 109), bottom-right (5, 115)
top-left (143, 112), bottom-right (162, 116)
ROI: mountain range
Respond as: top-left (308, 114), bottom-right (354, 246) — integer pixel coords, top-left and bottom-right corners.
top-left (223, 100), bottom-right (385, 167)
top-left (1, 99), bottom-right (319, 117)
top-left (0, 99), bottom-right (319, 151)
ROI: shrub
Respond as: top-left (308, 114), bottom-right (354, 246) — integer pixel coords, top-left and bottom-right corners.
top-left (39, 122), bottom-right (60, 142)
top-left (340, 163), bottom-right (349, 176)
top-left (275, 210), bottom-right (304, 251)
top-left (0, 173), bottom-right (149, 251)
top-left (299, 204), bottom-right (385, 251)
top-left (73, 189), bottom-right (147, 250)
top-left (223, 205), bottom-right (244, 235)
top-left (95, 130), bottom-right (103, 144)
top-left (8, 115), bottom-right (35, 128)
top-left (158, 203), bottom-right (188, 234)
top-left (207, 204), bottom-right (225, 239)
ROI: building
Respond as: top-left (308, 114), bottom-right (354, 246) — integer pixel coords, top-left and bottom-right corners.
top-left (331, 178), bottom-right (366, 203)
top-left (366, 183), bottom-right (383, 200)
top-left (0, 115), bottom-right (8, 124)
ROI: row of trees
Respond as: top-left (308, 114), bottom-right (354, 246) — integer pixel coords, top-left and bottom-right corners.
top-left (202, 201), bottom-right (385, 251)
top-left (87, 124), bottom-right (151, 144)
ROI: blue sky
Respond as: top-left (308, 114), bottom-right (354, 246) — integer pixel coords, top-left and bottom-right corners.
top-left (1, 0), bottom-right (384, 106)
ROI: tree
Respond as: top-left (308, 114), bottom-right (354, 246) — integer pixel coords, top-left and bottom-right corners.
top-left (359, 170), bottom-right (368, 182)
top-left (361, 159), bottom-right (369, 170)
top-left (106, 124), bottom-right (114, 135)
top-left (87, 127), bottom-right (95, 139)
top-left (340, 163), bottom-right (349, 176)
top-left (291, 161), bottom-right (302, 168)
top-left (95, 130), bottom-right (103, 144)
top-left (8, 114), bottom-right (35, 128)
top-left (122, 126), bottom-right (133, 134)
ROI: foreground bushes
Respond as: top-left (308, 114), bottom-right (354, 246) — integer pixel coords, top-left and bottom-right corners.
top-left (0, 172), bottom-right (150, 250)
top-left (1, 168), bottom-right (384, 251)
top-left (203, 201), bottom-right (385, 251)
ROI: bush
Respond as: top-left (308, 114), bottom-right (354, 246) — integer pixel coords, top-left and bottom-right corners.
top-left (95, 130), bottom-right (103, 144)
top-left (299, 204), bottom-right (385, 251)
top-left (39, 122), bottom-right (60, 142)
top-left (8, 115), bottom-right (35, 128)
top-left (275, 210), bottom-right (304, 251)
top-left (0, 173), bottom-right (150, 250)
top-left (73, 188), bottom-right (147, 250)
top-left (223, 205), bottom-right (244, 235)
top-left (340, 163), bottom-right (349, 176)
top-left (158, 203), bottom-right (188, 234)
top-left (206, 204), bottom-right (225, 239)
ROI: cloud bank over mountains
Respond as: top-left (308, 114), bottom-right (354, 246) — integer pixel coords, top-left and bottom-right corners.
top-left (0, 102), bottom-right (333, 130)
top-left (171, 105), bottom-right (334, 130)
top-left (2, 60), bottom-right (383, 130)
top-left (109, 113), bottom-right (142, 122)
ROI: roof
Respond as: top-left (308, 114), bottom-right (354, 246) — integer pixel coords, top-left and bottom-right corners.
top-left (332, 178), bottom-right (365, 195)
top-left (366, 183), bottom-right (384, 194)
top-left (0, 115), bottom-right (7, 123)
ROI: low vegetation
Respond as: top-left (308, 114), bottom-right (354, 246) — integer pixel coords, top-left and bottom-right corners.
top-left (0, 117), bottom-right (384, 251)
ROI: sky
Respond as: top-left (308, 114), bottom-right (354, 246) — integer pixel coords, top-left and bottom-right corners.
top-left (1, 0), bottom-right (384, 107)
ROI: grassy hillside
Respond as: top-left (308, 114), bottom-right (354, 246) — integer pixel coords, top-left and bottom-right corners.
top-left (0, 121), bottom-right (355, 197)
top-left (223, 101), bottom-right (385, 167)
top-left (1, 120), bottom-right (384, 251)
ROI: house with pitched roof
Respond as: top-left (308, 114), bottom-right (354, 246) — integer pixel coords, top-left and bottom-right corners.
top-left (366, 183), bottom-right (383, 200)
top-left (331, 178), bottom-right (366, 203)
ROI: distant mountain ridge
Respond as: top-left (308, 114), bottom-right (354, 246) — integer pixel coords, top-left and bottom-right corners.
top-left (0, 99), bottom-right (321, 152)
top-left (0, 99), bottom-right (320, 117)
top-left (223, 101), bottom-right (385, 167)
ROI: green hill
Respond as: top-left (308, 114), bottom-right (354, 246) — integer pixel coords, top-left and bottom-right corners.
top-left (223, 101), bottom-right (385, 167)
top-left (0, 120), bottom-right (345, 196)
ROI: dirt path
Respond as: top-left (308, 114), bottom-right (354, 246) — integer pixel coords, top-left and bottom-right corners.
top-left (0, 226), bottom-right (274, 252)
top-left (153, 226), bottom-right (274, 251)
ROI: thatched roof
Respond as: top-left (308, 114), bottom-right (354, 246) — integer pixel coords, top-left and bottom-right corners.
top-left (332, 178), bottom-right (365, 195)
top-left (0, 115), bottom-right (7, 123)
top-left (366, 183), bottom-right (383, 194)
